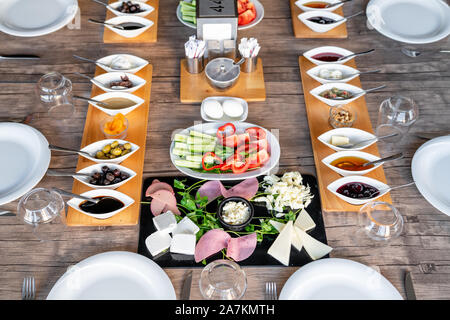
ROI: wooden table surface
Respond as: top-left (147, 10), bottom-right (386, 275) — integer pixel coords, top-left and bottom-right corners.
top-left (0, 0), bottom-right (449, 300)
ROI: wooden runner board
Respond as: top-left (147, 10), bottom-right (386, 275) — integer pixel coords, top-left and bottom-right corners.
top-left (103, 0), bottom-right (159, 43)
top-left (180, 58), bottom-right (266, 103)
top-left (289, 0), bottom-right (347, 39)
top-left (66, 64), bottom-right (153, 226)
top-left (298, 56), bottom-right (392, 212)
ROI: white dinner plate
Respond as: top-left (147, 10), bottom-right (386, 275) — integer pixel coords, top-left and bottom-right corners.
top-left (0, 0), bottom-right (78, 37)
top-left (47, 251), bottom-right (176, 300)
top-left (176, 0), bottom-right (264, 30)
top-left (0, 123), bottom-right (50, 206)
top-left (412, 135), bottom-right (450, 216)
top-left (170, 122), bottom-right (280, 181)
top-left (280, 258), bottom-right (403, 300)
top-left (366, 0), bottom-right (450, 44)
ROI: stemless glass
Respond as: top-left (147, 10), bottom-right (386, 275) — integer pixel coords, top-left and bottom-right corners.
top-left (199, 259), bottom-right (247, 300)
top-left (358, 201), bottom-right (403, 241)
top-left (17, 188), bottom-right (66, 241)
top-left (376, 96), bottom-right (419, 143)
top-left (36, 72), bottom-right (75, 118)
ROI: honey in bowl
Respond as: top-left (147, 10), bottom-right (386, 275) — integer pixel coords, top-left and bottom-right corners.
top-left (102, 97), bottom-right (136, 110)
top-left (303, 1), bottom-right (329, 8)
top-left (330, 156), bottom-right (374, 171)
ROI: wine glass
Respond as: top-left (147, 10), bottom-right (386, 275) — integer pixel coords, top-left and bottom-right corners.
top-left (358, 201), bottom-right (403, 241)
top-left (199, 259), bottom-right (247, 300)
top-left (17, 188), bottom-right (66, 241)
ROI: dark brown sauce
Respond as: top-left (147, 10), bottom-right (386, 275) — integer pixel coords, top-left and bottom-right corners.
top-left (311, 52), bottom-right (343, 62)
top-left (337, 182), bottom-right (379, 199)
top-left (308, 16), bottom-right (336, 24)
top-left (79, 196), bottom-right (124, 214)
top-left (303, 1), bottom-right (329, 8)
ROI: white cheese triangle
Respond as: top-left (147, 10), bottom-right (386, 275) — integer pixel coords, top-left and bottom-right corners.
top-left (269, 220), bottom-right (285, 232)
top-left (294, 209), bottom-right (316, 232)
top-left (268, 221), bottom-right (293, 266)
top-left (269, 220), bottom-right (303, 252)
top-left (295, 227), bottom-right (332, 260)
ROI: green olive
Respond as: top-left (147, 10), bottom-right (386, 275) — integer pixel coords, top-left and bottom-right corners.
top-left (123, 143), bottom-right (132, 150)
top-left (121, 149), bottom-right (130, 156)
top-left (111, 147), bottom-right (123, 156)
top-left (102, 144), bottom-right (111, 154)
top-left (95, 151), bottom-right (104, 158)
top-left (110, 141), bottom-right (119, 148)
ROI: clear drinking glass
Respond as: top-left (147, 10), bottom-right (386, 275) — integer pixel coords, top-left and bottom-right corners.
top-left (17, 188), bottom-right (66, 241)
top-left (36, 72), bottom-right (75, 118)
top-left (199, 259), bottom-right (247, 300)
top-left (376, 96), bottom-right (418, 143)
top-left (358, 201), bottom-right (403, 241)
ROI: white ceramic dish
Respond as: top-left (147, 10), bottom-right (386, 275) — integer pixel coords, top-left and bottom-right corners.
top-left (96, 54), bottom-right (149, 74)
top-left (412, 135), bottom-right (450, 216)
top-left (318, 128), bottom-right (377, 151)
top-left (0, 123), bottom-right (51, 205)
top-left (307, 63), bottom-right (362, 84)
top-left (366, 0), bottom-right (450, 44)
top-left (0, 0), bottom-right (78, 37)
top-left (89, 72), bottom-right (146, 94)
top-left (90, 92), bottom-right (144, 116)
top-left (104, 15), bottom-right (153, 38)
top-left (107, 1), bottom-right (154, 17)
top-left (47, 251), bottom-right (176, 300)
top-left (298, 10), bottom-right (346, 33)
top-left (67, 189), bottom-right (134, 219)
top-left (80, 139), bottom-right (139, 164)
top-left (303, 46), bottom-right (354, 65)
top-left (322, 151), bottom-right (382, 177)
top-left (310, 83), bottom-right (365, 107)
top-left (295, 0), bottom-right (343, 12)
top-left (74, 163), bottom-right (136, 190)
top-left (279, 258), bottom-right (402, 300)
top-left (200, 97), bottom-right (248, 122)
top-left (176, 0), bottom-right (264, 30)
top-left (170, 122), bottom-right (280, 181)
top-left (327, 175), bottom-right (389, 206)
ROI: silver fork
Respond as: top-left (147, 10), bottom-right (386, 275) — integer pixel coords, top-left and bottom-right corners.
top-left (22, 276), bottom-right (36, 300)
top-left (265, 282), bottom-right (277, 300)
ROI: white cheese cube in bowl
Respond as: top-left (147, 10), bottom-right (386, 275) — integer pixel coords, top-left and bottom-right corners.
top-left (152, 210), bottom-right (177, 233)
top-left (145, 231), bottom-right (172, 256)
top-left (170, 234), bottom-right (196, 255)
top-left (172, 216), bottom-right (200, 235)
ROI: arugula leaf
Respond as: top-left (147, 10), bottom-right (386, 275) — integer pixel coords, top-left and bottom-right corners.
top-left (174, 179), bottom-right (186, 190)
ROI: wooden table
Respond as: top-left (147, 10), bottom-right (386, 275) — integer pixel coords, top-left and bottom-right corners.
top-left (0, 0), bottom-right (449, 300)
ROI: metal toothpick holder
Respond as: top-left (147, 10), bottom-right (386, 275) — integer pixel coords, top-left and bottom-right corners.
top-left (186, 56), bottom-right (205, 74)
top-left (240, 57), bottom-right (257, 73)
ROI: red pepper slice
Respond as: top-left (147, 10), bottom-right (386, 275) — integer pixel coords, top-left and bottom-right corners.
top-left (216, 123), bottom-right (236, 141)
top-left (231, 157), bottom-right (251, 174)
top-left (245, 127), bottom-right (267, 141)
top-left (220, 153), bottom-right (242, 171)
top-left (202, 152), bottom-right (223, 171)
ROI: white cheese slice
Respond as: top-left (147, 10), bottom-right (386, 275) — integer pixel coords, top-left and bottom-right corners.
top-left (145, 231), bottom-right (172, 256)
top-left (295, 227), bottom-right (332, 260)
top-left (170, 233), bottom-right (196, 255)
top-left (269, 220), bottom-right (302, 252)
top-left (294, 209), bottom-right (316, 232)
top-left (268, 221), bottom-right (293, 266)
top-left (153, 210), bottom-right (177, 233)
top-left (172, 216), bottom-right (200, 235)
top-left (331, 135), bottom-right (349, 146)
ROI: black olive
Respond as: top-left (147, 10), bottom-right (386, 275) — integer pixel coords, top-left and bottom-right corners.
top-left (92, 172), bottom-right (101, 179)
top-left (102, 166), bottom-right (109, 173)
top-left (113, 169), bottom-right (121, 177)
top-left (113, 178), bottom-right (122, 184)
top-left (105, 173), bottom-right (115, 182)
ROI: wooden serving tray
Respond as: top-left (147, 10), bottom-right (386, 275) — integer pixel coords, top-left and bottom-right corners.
top-left (289, 0), bottom-right (347, 39)
top-left (180, 58), bottom-right (266, 103)
top-left (66, 65), bottom-right (153, 226)
top-left (103, 0), bottom-right (159, 43)
top-left (298, 56), bottom-right (392, 212)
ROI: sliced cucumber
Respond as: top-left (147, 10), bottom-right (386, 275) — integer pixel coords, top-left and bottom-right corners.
top-left (189, 130), bottom-right (216, 141)
top-left (173, 133), bottom-right (189, 143)
top-left (174, 159), bottom-right (202, 169)
top-left (185, 155), bottom-right (204, 163)
top-left (188, 143), bottom-right (216, 153)
top-left (187, 136), bottom-right (217, 145)
top-left (174, 142), bottom-right (189, 151)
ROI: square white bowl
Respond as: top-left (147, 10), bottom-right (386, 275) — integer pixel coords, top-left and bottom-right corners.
top-left (327, 176), bottom-right (389, 206)
top-left (74, 163), bottom-right (136, 189)
top-left (96, 54), bottom-right (149, 74)
top-left (80, 139), bottom-right (139, 164)
top-left (67, 189), bottom-right (134, 219)
top-left (91, 72), bottom-right (146, 93)
top-left (303, 46), bottom-right (354, 65)
top-left (90, 92), bottom-right (144, 116)
top-left (317, 128), bottom-right (377, 151)
top-left (322, 150), bottom-right (382, 176)
top-left (298, 10), bottom-right (346, 33)
top-left (306, 63), bottom-right (361, 84)
top-left (295, 0), bottom-right (343, 12)
top-left (310, 82), bottom-right (364, 107)
top-left (104, 16), bottom-right (154, 38)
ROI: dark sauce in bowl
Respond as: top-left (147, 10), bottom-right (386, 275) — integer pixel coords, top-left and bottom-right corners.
top-left (337, 182), bottom-right (380, 199)
top-left (308, 16), bottom-right (336, 24)
top-left (311, 52), bottom-right (343, 62)
top-left (79, 196), bottom-right (124, 214)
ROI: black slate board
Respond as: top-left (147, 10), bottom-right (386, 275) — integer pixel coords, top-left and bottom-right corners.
top-left (138, 173), bottom-right (328, 268)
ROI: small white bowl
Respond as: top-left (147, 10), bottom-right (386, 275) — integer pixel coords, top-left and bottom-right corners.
top-left (104, 16), bottom-right (154, 38)
top-left (96, 54), bottom-right (149, 74)
top-left (322, 150), bottom-right (382, 176)
top-left (327, 176), bottom-right (389, 206)
top-left (303, 46), bottom-right (354, 65)
top-left (90, 92), bottom-right (144, 116)
top-left (74, 163), bottom-right (136, 189)
top-left (317, 128), bottom-right (377, 151)
top-left (107, 1), bottom-right (154, 17)
top-left (310, 83), bottom-right (365, 107)
top-left (80, 139), bottom-right (139, 164)
top-left (298, 10), bottom-right (346, 33)
top-left (67, 189), bottom-right (134, 219)
top-left (90, 72), bottom-right (146, 93)
top-left (295, 0), bottom-right (343, 12)
top-left (200, 97), bottom-right (248, 122)
top-left (306, 63), bottom-right (361, 84)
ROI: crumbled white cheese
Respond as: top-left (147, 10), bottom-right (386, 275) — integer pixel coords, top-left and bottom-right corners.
top-left (318, 68), bottom-right (343, 80)
top-left (110, 55), bottom-right (134, 70)
top-left (221, 201), bottom-right (250, 225)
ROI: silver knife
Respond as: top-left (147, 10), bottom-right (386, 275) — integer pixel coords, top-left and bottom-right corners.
top-left (415, 132), bottom-right (450, 140)
top-left (0, 210), bottom-right (15, 217)
top-left (404, 271), bottom-right (417, 300)
top-left (180, 270), bottom-right (193, 300)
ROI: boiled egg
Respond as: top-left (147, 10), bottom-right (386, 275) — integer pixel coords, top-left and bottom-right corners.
top-left (222, 99), bottom-right (244, 118)
top-left (203, 99), bottom-right (224, 119)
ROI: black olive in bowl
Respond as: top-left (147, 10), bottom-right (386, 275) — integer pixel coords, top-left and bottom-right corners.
top-left (217, 197), bottom-right (254, 232)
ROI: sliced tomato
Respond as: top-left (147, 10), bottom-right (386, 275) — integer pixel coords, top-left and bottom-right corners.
top-left (237, 0), bottom-right (246, 14)
top-left (247, 149), bottom-right (270, 169)
top-left (252, 138), bottom-right (268, 151)
top-left (245, 127), bottom-right (266, 141)
top-left (220, 153), bottom-right (242, 171)
top-left (231, 157), bottom-right (250, 174)
top-left (238, 8), bottom-right (256, 26)
top-left (220, 133), bottom-right (249, 148)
